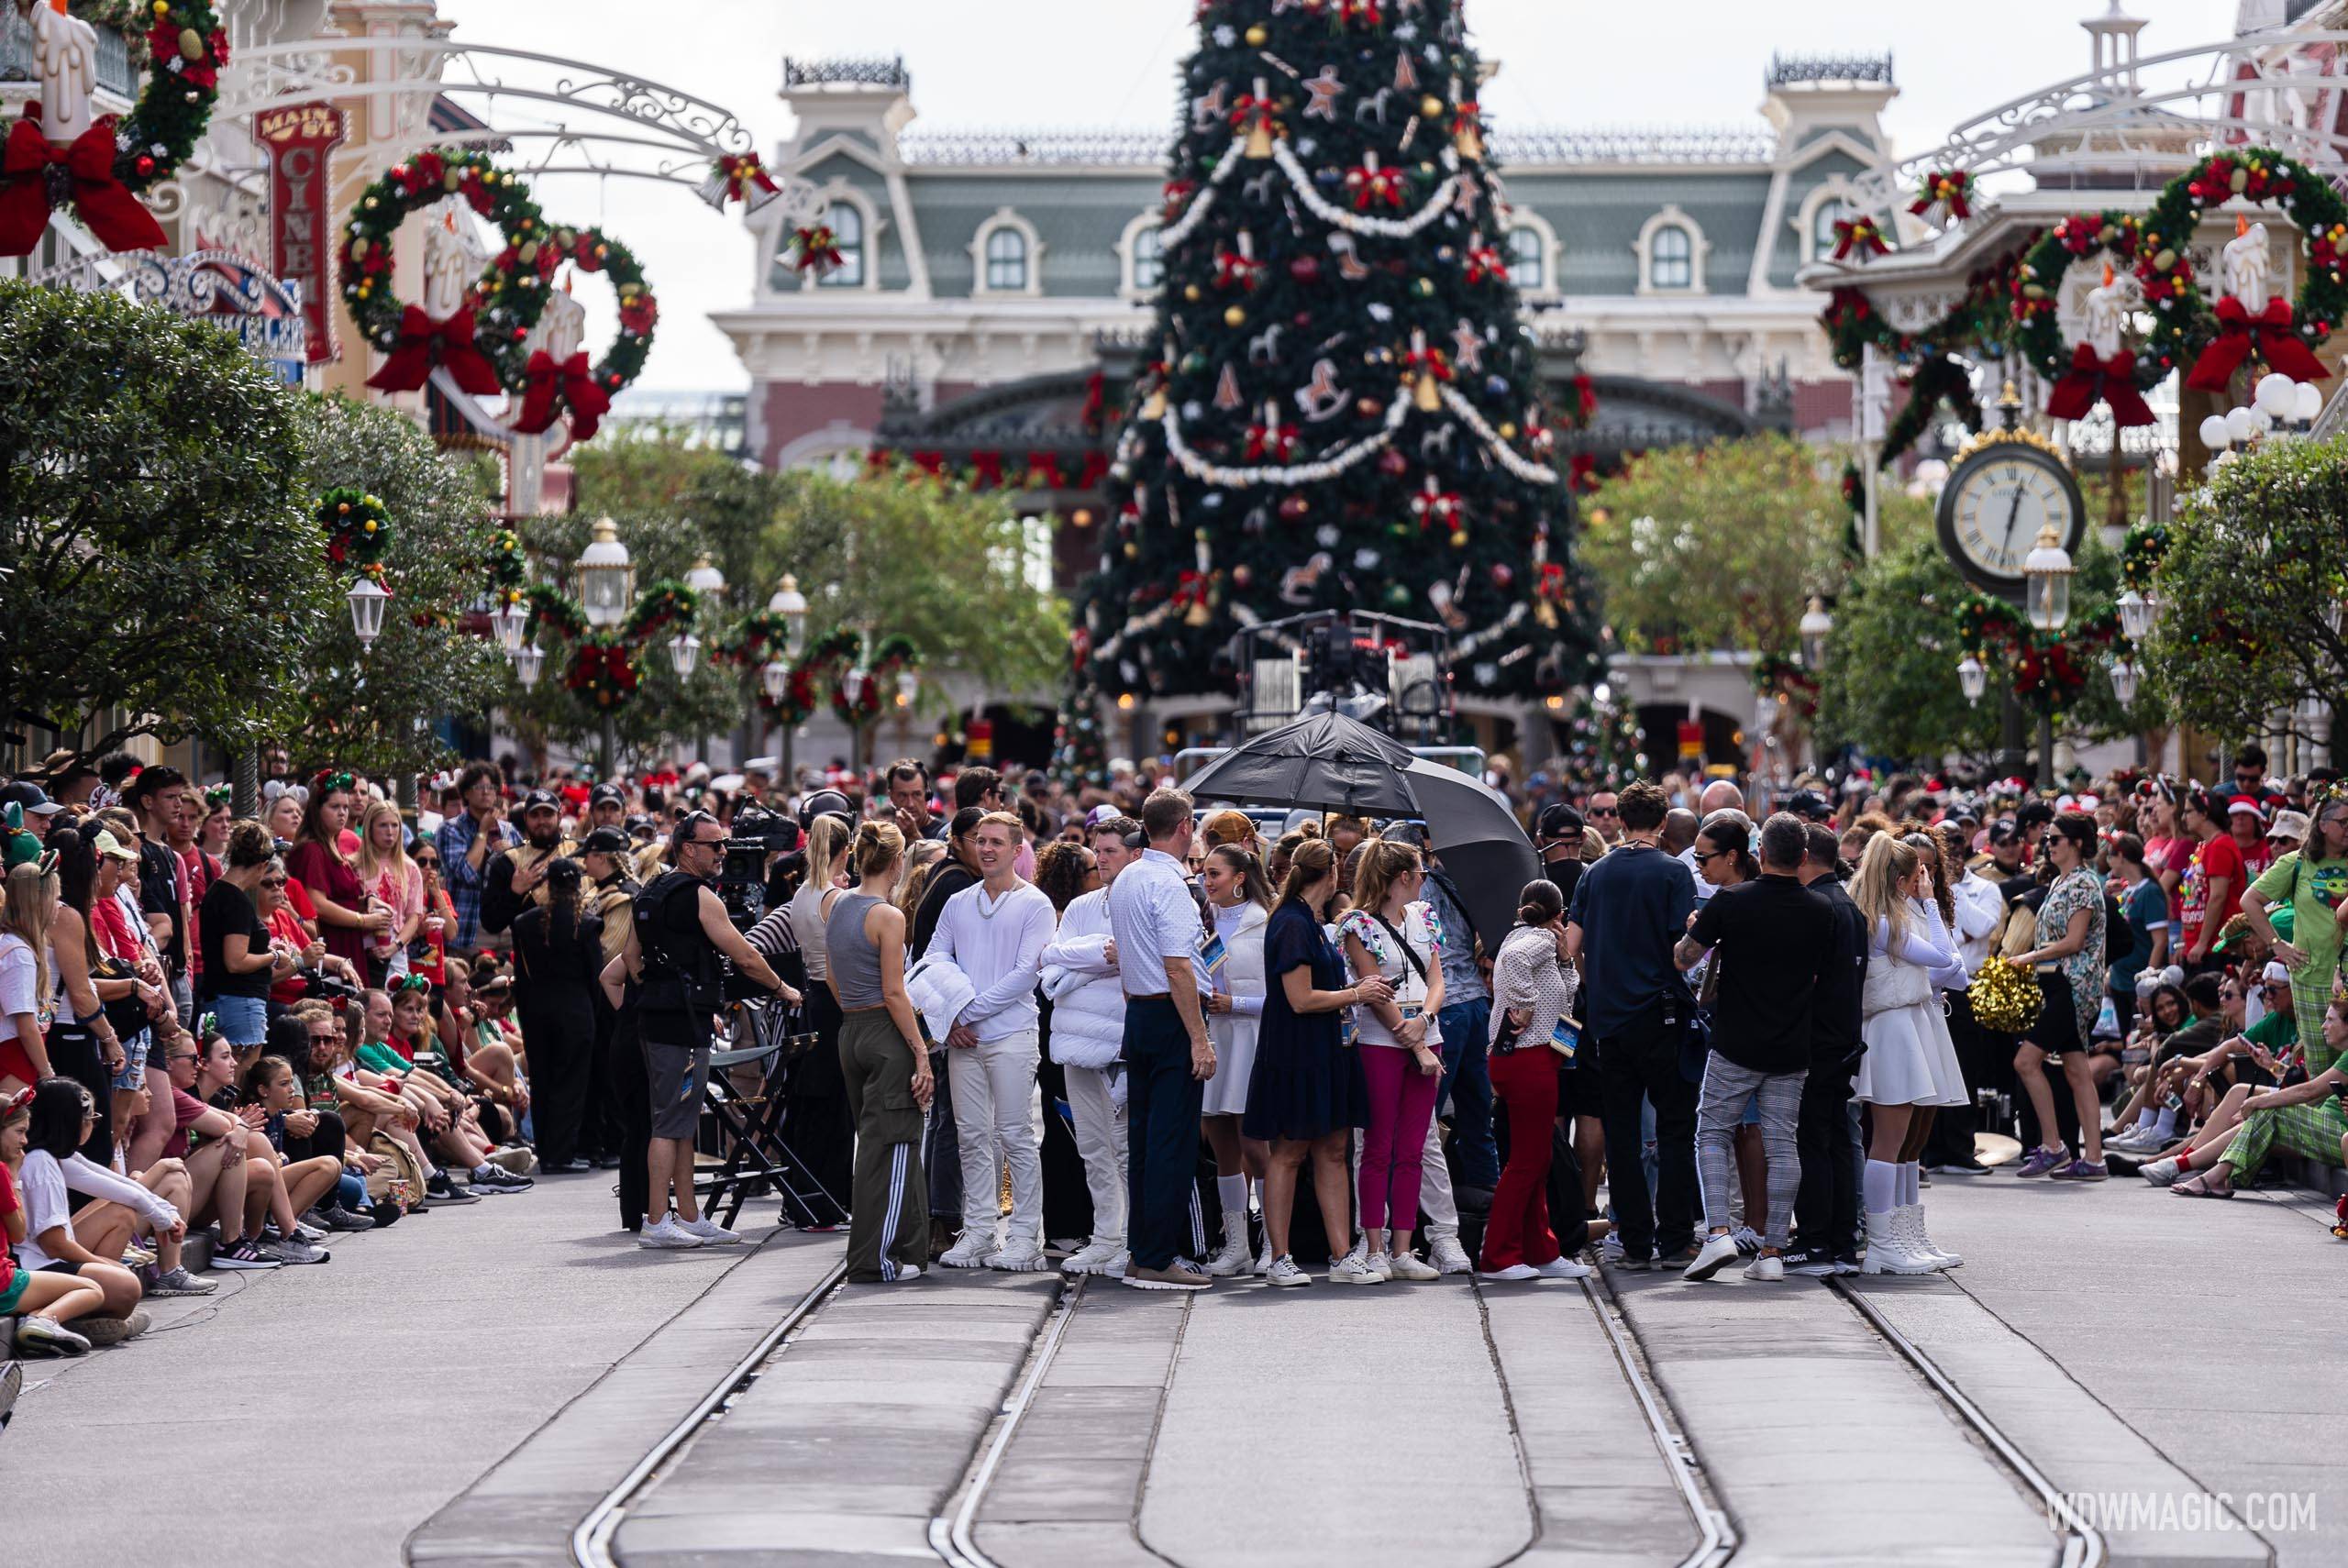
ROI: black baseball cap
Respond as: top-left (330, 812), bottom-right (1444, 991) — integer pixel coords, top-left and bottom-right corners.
top-left (1534, 802), bottom-right (1583, 841)
top-left (1987, 820), bottom-right (2021, 847)
top-left (0, 781), bottom-right (63, 817)
top-left (520, 789), bottom-right (561, 814)
top-left (589, 783), bottom-right (625, 807)
top-left (1783, 789), bottom-right (1833, 823)
top-left (579, 826), bottom-right (630, 856)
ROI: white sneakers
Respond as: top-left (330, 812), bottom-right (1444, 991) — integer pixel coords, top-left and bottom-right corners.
top-left (1534, 1255), bottom-right (1593, 1280)
top-left (1860, 1210), bottom-right (1938, 1275)
top-left (1478, 1263), bottom-right (1541, 1282)
top-left (1062, 1239), bottom-right (1129, 1276)
top-left (992, 1240), bottom-right (1054, 1273)
top-left (1427, 1232), bottom-right (1474, 1275)
top-left (2140, 1156), bottom-right (2183, 1187)
top-left (1680, 1231), bottom-right (1744, 1282)
top-left (1329, 1246), bottom-right (1385, 1285)
top-left (637, 1214), bottom-right (703, 1250)
top-left (1742, 1254), bottom-right (1785, 1282)
top-left (1385, 1250), bottom-right (1441, 1281)
top-left (938, 1236), bottom-right (999, 1269)
top-left (1265, 1254), bottom-right (1312, 1287)
top-left (678, 1215), bottom-right (742, 1245)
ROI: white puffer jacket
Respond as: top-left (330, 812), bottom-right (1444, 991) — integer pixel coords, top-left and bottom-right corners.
top-left (1040, 889), bottom-right (1126, 1071)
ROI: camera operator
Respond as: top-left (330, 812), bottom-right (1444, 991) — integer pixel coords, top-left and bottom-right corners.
top-left (616, 811), bottom-right (802, 1250)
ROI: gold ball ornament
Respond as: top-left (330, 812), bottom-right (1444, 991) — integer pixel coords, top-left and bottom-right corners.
top-left (1421, 95), bottom-right (1445, 118)
top-left (362, 520), bottom-right (378, 533)
top-left (337, 502), bottom-right (350, 513)
top-left (1185, 283), bottom-right (1203, 302)
top-left (1449, 529), bottom-right (1468, 548)
top-left (1224, 305), bottom-right (1247, 327)
top-left (1124, 543), bottom-right (1139, 559)
top-left (1499, 422), bottom-right (1517, 440)
top-left (1245, 23), bottom-right (1268, 44)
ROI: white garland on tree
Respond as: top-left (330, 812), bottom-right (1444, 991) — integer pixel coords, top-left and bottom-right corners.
top-left (1160, 394), bottom-right (1411, 486)
top-left (1159, 148), bottom-right (1247, 250)
top-left (1454, 601), bottom-right (1529, 659)
top-left (1439, 384), bottom-right (1559, 485)
top-left (1270, 138), bottom-right (1461, 241)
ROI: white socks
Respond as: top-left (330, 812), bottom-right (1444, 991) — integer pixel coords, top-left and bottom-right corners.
top-left (2150, 1106), bottom-right (2176, 1141)
top-left (1864, 1158), bottom-right (1897, 1216)
top-left (1897, 1161), bottom-right (1920, 1208)
top-left (1217, 1173), bottom-right (1246, 1218)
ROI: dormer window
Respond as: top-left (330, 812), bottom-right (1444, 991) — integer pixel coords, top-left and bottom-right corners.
top-left (1650, 224), bottom-right (1693, 290)
top-left (1507, 226), bottom-right (1545, 291)
top-left (970, 207), bottom-right (1046, 297)
top-left (985, 227), bottom-right (1028, 291)
top-left (820, 204), bottom-right (864, 288)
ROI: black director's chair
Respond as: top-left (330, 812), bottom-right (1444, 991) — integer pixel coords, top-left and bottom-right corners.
top-left (692, 992), bottom-right (839, 1228)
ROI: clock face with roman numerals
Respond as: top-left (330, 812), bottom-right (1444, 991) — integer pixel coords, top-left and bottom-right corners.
top-left (1936, 440), bottom-right (2085, 595)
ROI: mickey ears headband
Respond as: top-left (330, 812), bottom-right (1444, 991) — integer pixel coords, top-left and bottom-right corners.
top-left (2, 1084), bottom-right (32, 1119)
top-left (204, 785), bottom-right (232, 808)
top-left (393, 973), bottom-right (432, 996)
top-left (261, 780), bottom-right (310, 806)
top-left (313, 769), bottom-right (356, 795)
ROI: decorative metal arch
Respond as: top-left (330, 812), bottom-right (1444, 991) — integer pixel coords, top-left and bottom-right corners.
top-left (215, 36), bottom-right (821, 218)
top-left (1843, 28), bottom-right (2348, 220)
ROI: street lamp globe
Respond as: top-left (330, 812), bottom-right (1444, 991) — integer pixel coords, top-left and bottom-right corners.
top-left (895, 666), bottom-right (921, 709)
top-left (769, 574), bottom-right (809, 657)
top-left (2198, 414), bottom-right (2233, 451)
top-left (514, 640), bottom-right (544, 690)
top-left (348, 577), bottom-right (391, 649)
top-left (1956, 654), bottom-right (1987, 707)
top-left (760, 657), bottom-right (790, 702)
top-left (2115, 590), bottom-right (2154, 643)
top-left (685, 555), bottom-right (726, 600)
top-left (2109, 657), bottom-right (2139, 707)
top-left (1798, 596), bottom-right (1833, 668)
top-left (577, 517), bottom-right (635, 628)
top-left (490, 600), bottom-right (527, 656)
top-left (842, 665), bottom-right (869, 708)
top-left (669, 632), bottom-right (702, 679)
top-left (2254, 372), bottom-right (2299, 418)
top-left (2294, 381), bottom-right (2325, 425)
top-left (2022, 524), bottom-right (2075, 633)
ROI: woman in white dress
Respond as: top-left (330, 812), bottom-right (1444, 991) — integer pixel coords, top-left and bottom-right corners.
top-left (1198, 843), bottom-right (1272, 1276)
top-left (1851, 833), bottom-right (1970, 1275)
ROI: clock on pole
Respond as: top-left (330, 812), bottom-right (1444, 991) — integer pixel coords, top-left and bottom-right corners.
top-left (1936, 382), bottom-right (2086, 601)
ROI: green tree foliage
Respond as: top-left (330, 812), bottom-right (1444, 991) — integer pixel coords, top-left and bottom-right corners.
top-left (0, 281), bottom-right (327, 763)
top-left (1581, 434), bottom-right (1931, 657)
top-left (291, 396), bottom-right (506, 778)
top-left (1814, 536), bottom-right (2144, 767)
top-left (2140, 435), bottom-right (2348, 747)
top-left (1077, 0), bottom-right (1599, 705)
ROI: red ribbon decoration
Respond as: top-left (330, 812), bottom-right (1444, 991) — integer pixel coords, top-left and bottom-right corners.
top-left (1909, 170), bottom-right (1971, 224)
top-left (1400, 343), bottom-right (1453, 383)
top-left (1244, 420), bottom-right (1299, 462)
top-left (792, 226), bottom-right (845, 276)
top-left (365, 304), bottom-right (503, 396)
top-left (1227, 93), bottom-right (1279, 138)
top-left (1832, 216), bottom-right (1888, 261)
top-left (1213, 248), bottom-right (1267, 291)
top-left (2045, 343), bottom-right (2155, 428)
top-left (2184, 295), bottom-right (2331, 392)
top-left (1077, 451), bottom-right (1112, 490)
top-left (714, 153), bottom-right (778, 206)
top-left (512, 350), bottom-right (612, 441)
top-left (1024, 452), bottom-right (1066, 491)
top-left (1171, 570), bottom-right (1212, 611)
top-left (0, 116), bottom-right (168, 258)
top-left (1463, 240), bottom-right (1507, 285)
top-left (1345, 162), bottom-right (1405, 210)
top-left (969, 450), bottom-right (1005, 490)
top-left (1337, 0), bottom-right (1382, 25)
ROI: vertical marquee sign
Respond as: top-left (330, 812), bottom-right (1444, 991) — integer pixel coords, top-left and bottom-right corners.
top-left (256, 103), bottom-right (349, 364)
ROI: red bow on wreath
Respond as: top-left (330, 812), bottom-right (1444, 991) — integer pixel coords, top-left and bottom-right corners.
top-left (514, 350), bottom-right (613, 442)
top-left (2184, 295), bottom-right (2331, 392)
top-left (1832, 215), bottom-right (1888, 261)
top-left (0, 116), bottom-right (168, 258)
top-left (2045, 343), bottom-right (2155, 428)
top-left (1244, 418), bottom-right (1299, 462)
top-left (791, 226), bottom-right (845, 277)
top-left (1345, 160), bottom-right (1405, 211)
top-left (365, 304), bottom-right (503, 397)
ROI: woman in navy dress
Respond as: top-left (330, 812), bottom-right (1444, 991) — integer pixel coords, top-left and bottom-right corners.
top-left (1244, 839), bottom-right (1393, 1286)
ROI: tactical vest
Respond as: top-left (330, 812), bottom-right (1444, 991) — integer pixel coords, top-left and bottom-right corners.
top-left (632, 869), bottom-right (719, 1013)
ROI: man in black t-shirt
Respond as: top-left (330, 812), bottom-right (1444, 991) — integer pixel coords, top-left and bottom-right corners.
top-left (1566, 781), bottom-right (1698, 1268)
top-left (1789, 823), bottom-right (1867, 1275)
top-left (1671, 812), bottom-right (1833, 1283)
top-left (126, 765), bottom-right (193, 1016)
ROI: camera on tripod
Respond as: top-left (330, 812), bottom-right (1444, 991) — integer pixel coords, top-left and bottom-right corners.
top-left (716, 803), bottom-right (801, 928)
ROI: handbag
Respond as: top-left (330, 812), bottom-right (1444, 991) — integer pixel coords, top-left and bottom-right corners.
top-left (93, 953), bottom-right (151, 1041)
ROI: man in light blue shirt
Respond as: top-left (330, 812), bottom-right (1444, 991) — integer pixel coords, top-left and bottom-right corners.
top-left (1108, 789), bottom-right (1216, 1290)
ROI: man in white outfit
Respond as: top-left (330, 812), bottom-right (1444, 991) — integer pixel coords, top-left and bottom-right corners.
top-left (929, 812), bottom-right (1058, 1271)
top-left (1037, 815), bottom-right (1140, 1276)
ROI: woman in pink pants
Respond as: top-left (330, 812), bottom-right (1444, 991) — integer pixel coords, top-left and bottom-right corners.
top-left (1339, 841), bottom-right (1446, 1283)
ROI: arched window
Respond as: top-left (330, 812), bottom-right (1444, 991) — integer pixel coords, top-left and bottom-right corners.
top-left (820, 204), bottom-right (864, 288)
top-left (1810, 198), bottom-right (1846, 265)
top-left (1507, 226), bottom-right (1545, 291)
top-left (985, 226), bottom-right (1029, 292)
top-left (1132, 225), bottom-right (1164, 292)
top-left (1650, 224), bottom-right (1693, 290)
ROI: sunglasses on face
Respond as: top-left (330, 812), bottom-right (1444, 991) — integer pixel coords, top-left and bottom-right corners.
top-left (1589, 806), bottom-right (1619, 818)
top-left (1690, 849), bottom-right (1721, 864)
top-left (260, 877), bottom-right (288, 888)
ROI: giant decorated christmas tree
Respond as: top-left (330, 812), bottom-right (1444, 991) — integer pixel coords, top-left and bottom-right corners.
top-left (1072, 0), bottom-right (1601, 723)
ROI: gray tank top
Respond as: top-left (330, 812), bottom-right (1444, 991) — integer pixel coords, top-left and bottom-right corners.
top-left (825, 891), bottom-right (887, 1009)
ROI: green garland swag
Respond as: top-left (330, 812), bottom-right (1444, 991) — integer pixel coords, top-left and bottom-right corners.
top-left (2121, 518), bottom-right (2169, 595)
top-left (339, 149), bottom-right (550, 357)
top-left (1876, 353), bottom-right (1984, 471)
top-left (316, 488), bottom-right (390, 578)
top-left (1953, 591), bottom-right (2121, 711)
top-left (116, 0), bottom-right (226, 196)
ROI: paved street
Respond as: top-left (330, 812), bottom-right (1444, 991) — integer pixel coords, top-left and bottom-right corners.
top-left (6, 1166), bottom-right (2340, 1567)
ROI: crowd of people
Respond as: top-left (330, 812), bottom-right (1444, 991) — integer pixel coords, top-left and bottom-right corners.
top-left (6, 735), bottom-right (2342, 1366)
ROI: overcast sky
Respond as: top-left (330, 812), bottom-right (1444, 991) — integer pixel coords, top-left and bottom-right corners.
top-left (437, 0), bottom-right (2243, 392)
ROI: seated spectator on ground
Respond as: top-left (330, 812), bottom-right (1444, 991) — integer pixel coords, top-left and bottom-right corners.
top-left (14, 1077), bottom-right (162, 1340)
top-left (3, 1086), bottom-right (113, 1357)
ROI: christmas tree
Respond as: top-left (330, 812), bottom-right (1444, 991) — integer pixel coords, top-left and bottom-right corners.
top-left (1072, 0), bottom-right (1600, 722)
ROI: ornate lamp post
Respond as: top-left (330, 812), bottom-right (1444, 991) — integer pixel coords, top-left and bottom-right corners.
top-left (577, 519), bottom-right (634, 773)
top-left (1956, 654), bottom-right (1987, 707)
top-left (513, 640), bottom-right (544, 690)
top-left (347, 578), bottom-right (390, 649)
top-left (2021, 524), bottom-right (2075, 787)
top-left (769, 575), bottom-right (808, 656)
top-left (683, 556), bottom-right (726, 763)
top-left (1798, 596), bottom-right (1833, 669)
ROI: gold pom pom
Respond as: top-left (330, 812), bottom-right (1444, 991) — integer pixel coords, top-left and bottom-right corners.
top-left (1966, 956), bottom-right (2044, 1034)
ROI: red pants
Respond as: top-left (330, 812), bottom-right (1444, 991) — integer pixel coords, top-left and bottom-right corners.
top-left (1480, 1046), bottom-right (1561, 1271)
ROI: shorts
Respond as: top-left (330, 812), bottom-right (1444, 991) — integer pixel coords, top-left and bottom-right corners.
top-left (0, 1269), bottom-right (27, 1315)
top-left (1555, 1034), bottom-right (1603, 1122)
top-left (210, 994), bottom-right (268, 1049)
top-left (646, 1042), bottom-right (710, 1140)
top-left (1, 1033), bottom-right (39, 1088)
top-left (2029, 973), bottom-right (2082, 1056)
top-left (38, 1259), bottom-right (87, 1276)
top-left (111, 1029), bottom-right (151, 1092)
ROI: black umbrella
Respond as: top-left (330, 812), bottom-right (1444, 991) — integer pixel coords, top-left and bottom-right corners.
top-left (1180, 712), bottom-right (1420, 816)
top-left (1395, 758), bottom-right (1540, 954)
top-left (1180, 712), bottom-right (1536, 950)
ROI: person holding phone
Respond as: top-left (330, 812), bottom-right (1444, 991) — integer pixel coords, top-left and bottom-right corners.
top-left (1479, 879), bottom-right (1590, 1281)
top-left (1338, 840), bottom-right (1446, 1282)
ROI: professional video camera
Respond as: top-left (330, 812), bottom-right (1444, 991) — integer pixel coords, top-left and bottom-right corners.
top-left (716, 802), bottom-right (801, 929)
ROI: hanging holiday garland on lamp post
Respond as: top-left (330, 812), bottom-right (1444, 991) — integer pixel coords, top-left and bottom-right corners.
top-left (340, 149), bottom-right (549, 395)
top-left (0, 0), bottom-right (226, 258)
top-left (1951, 591), bottom-right (2122, 713)
top-left (313, 487), bottom-right (394, 648)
